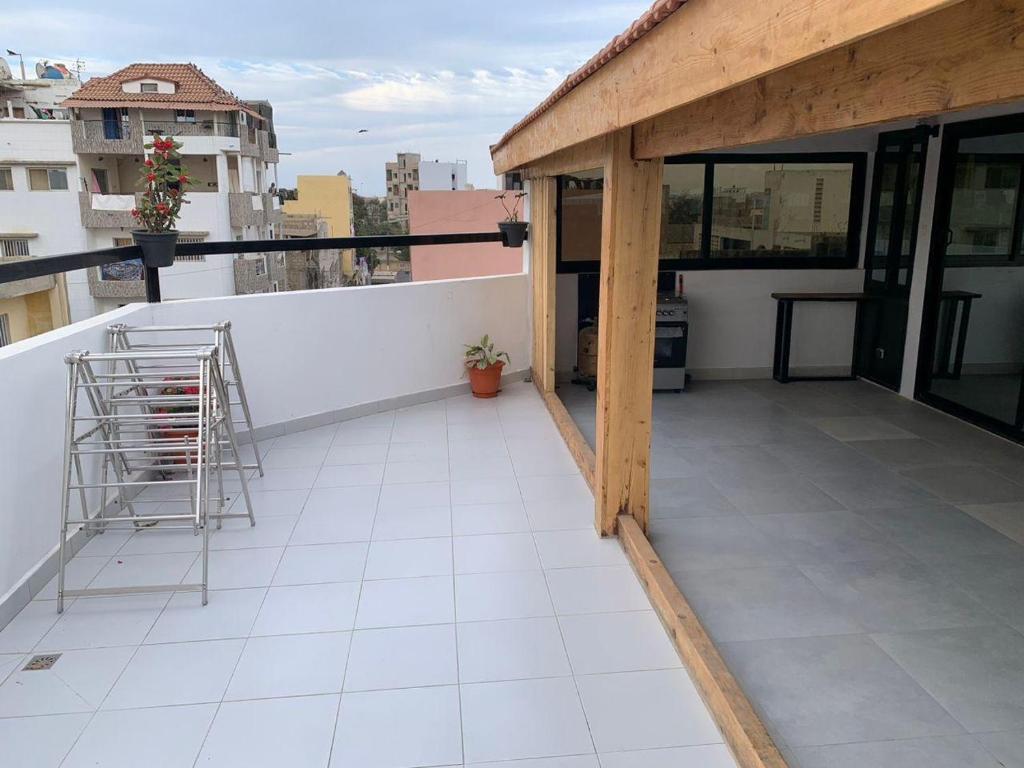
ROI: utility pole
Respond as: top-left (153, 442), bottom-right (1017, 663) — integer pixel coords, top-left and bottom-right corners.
top-left (5, 49), bottom-right (26, 81)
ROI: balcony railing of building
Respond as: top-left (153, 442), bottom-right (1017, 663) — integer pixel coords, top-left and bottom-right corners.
top-left (142, 120), bottom-right (241, 138)
top-left (0, 230), bottom-right (521, 303)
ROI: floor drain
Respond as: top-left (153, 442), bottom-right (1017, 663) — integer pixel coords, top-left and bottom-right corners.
top-left (23, 653), bottom-right (61, 671)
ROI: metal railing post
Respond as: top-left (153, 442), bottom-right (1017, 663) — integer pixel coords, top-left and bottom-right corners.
top-left (144, 265), bottom-right (162, 302)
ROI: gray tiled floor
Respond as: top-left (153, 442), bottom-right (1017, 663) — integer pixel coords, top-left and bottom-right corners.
top-left (560, 378), bottom-right (1024, 767)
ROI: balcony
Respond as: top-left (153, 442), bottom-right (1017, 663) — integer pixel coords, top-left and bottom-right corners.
top-left (264, 193), bottom-right (282, 224)
top-left (240, 126), bottom-right (260, 158)
top-left (229, 191), bottom-right (265, 228)
top-left (69, 117), bottom-right (145, 154)
top-left (0, 256), bottom-right (56, 300)
top-left (257, 129), bottom-right (279, 163)
top-left (78, 191), bottom-right (142, 229)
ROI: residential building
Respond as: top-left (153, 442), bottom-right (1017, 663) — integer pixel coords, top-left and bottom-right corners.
top-left (282, 173), bottom-right (354, 275)
top-left (384, 151), bottom-right (419, 222)
top-left (418, 158), bottom-right (469, 191)
top-left (408, 189), bottom-right (522, 281)
top-left (59, 63), bottom-right (282, 319)
top-left (0, 61), bottom-right (79, 345)
top-left (280, 212), bottom-right (343, 289)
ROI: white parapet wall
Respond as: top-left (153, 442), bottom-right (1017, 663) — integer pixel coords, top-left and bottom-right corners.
top-left (0, 273), bottom-right (529, 615)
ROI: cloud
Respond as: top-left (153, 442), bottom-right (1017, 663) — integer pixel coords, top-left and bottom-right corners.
top-left (340, 76), bottom-right (454, 113)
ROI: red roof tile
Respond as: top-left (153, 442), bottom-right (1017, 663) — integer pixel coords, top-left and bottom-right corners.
top-left (492, 0), bottom-right (687, 154)
top-left (62, 63), bottom-right (261, 118)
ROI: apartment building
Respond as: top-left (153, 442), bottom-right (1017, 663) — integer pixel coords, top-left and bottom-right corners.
top-left (418, 159), bottom-right (468, 191)
top-left (384, 152), bottom-right (420, 223)
top-left (0, 63), bottom-right (78, 345)
top-left (282, 173), bottom-right (355, 275)
top-left (279, 212), bottom-right (343, 290)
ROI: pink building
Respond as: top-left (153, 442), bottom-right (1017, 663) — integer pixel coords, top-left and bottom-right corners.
top-left (409, 190), bottom-right (523, 281)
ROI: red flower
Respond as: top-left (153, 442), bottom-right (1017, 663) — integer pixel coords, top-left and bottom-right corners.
top-left (156, 203), bottom-right (169, 213)
top-left (130, 208), bottom-right (139, 218)
top-left (146, 173), bottom-right (157, 182)
top-left (178, 175), bottom-right (188, 184)
top-left (144, 158), bottom-right (154, 168)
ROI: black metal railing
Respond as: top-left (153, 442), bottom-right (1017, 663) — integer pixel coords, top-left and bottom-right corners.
top-left (0, 231), bottom-right (520, 303)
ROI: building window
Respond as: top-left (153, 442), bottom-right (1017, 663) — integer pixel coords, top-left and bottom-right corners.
top-left (0, 168), bottom-right (13, 191)
top-left (28, 167), bottom-right (69, 191)
top-left (556, 152), bottom-right (866, 272)
top-left (0, 238), bottom-right (30, 259)
top-left (175, 234), bottom-right (207, 261)
top-left (0, 314), bottom-right (10, 347)
top-left (140, 82), bottom-right (158, 93)
top-left (175, 109), bottom-right (197, 123)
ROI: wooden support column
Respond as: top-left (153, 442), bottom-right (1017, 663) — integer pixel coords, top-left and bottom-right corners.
top-left (529, 176), bottom-right (557, 393)
top-left (594, 130), bottom-right (663, 536)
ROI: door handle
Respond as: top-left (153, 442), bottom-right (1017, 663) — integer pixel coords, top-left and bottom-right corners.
top-left (946, 228), bottom-right (954, 246)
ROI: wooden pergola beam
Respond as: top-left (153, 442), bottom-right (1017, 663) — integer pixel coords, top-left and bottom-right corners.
top-left (527, 176), bottom-right (557, 393)
top-left (634, 0), bottom-right (1024, 159)
top-left (594, 130), bottom-right (663, 536)
top-left (492, 0), bottom-right (962, 173)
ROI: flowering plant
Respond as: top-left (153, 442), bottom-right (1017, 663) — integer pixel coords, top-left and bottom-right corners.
top-left (131, 134), bottom-right (190, 232)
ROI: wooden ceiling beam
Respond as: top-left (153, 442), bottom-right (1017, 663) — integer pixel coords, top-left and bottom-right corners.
top-left (492, 0), bottom-right (963, 173)
top-left (634, 0), bottom-right (1024, 159)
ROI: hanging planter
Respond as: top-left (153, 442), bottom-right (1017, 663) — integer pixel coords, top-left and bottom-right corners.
top-left (496, 191), bottom-right (528, 248)
top-left (130, 133), bottom-right (191, 269)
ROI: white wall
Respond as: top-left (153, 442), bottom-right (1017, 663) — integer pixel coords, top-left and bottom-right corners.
top-left (420, 160), bottom-right (468, 191)
top-left (0, 274), bottom-right (528, 604)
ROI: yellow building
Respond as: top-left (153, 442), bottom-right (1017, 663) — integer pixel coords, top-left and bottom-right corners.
top-left (283, 174), bottom-right (355, 275)
top-left (0, 270), bottom-right (71, 347)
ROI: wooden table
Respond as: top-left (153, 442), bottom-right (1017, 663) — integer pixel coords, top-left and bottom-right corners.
top-left (770, 292), bottom-right (868, 383)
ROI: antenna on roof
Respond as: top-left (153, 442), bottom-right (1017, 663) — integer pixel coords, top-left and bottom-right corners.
top-left (72, 59), bottom-right (85, 81)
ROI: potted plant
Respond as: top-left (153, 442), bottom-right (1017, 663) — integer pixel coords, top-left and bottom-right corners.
top-left (496, 191), bottom-right (528, 247)
top-left (152, 377), bottom-right (199, 466)
top-left (464, 335), bottom-right (510, 398)
top-left (131, 133), bottom-right (191, 267)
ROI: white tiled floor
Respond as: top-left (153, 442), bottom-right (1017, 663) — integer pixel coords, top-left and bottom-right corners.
top-left (0, 382), bottom-right (732, 767)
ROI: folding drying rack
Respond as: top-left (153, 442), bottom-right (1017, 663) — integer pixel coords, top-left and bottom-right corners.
top-left (57, 343), bottom-right (255, 611)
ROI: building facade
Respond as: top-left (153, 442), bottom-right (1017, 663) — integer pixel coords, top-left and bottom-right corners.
top-left (418, 159), bottom-right (468, 191)
top-left (282, 174), bottom-right (354, 275)
top-left (384, 152), bottom-right (420, 223)
top-left (59, 63), bottom-right (281, 319)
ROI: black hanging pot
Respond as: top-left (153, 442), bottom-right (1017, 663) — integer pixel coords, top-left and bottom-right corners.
top-left (498, 220), bottom-right (528, 248)
top-left (132, 230), bottom-right (179, 268)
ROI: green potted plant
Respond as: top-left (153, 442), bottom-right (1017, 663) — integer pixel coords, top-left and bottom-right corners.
top-left (464, 335), bottom-right (510, 398)
top-left (131, 133), bottom-right (191, 267)
top-left (496, 191), bottom-right (528, 247)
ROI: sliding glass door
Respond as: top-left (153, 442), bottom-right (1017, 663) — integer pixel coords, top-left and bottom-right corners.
top-left (919, 114), bottom-right (1024, 439)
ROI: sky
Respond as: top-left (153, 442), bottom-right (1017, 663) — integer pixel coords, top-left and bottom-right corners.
top-left (1, 0), bottom-right (648, 195)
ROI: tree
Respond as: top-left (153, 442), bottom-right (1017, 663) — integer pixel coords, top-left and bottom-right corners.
top-left (352, 194), bottom-right (408, 269)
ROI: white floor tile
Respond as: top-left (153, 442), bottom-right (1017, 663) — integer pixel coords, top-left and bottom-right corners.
top-left (39, 593), bottom-right (169, 651)
top-left (35, 556), bottom-right (109, 600)
top-left (276, 424), bottom-right (338, 449)
top-left (559, 611), bottom-right (680, 674)
top-left (534, 529), bottom-right (626, 569)
top-left (185, 546), bottom-right (283, 589)
top-left (452, 502), bottom-right (531, 536)
top-left (450, 453), bottom-right (516, 481)
top-left (454, 532), bottom-right (541, 574)
top-left (0, 652), bottom-right (23, 683)
top-left (89, 551), bottom-right (197, 590)
top-left (371, 505), bottom-right (451, 540)
top-left (461, 677), bottom-right (594, 763)
top-left (0, 712), bottom-right (90, 767)
top-left (262, 445), bottom-right (329, 469)
top-left (273, 542), bottom-right (368, 585)
top-left (383, 459), bottom-right (450, 484)
top-left (452, 477), bottom-right (522, 506)
top-left (391, 423), bottom-right (448, 443)
top-left (355, 576), bottom-right (455, 629)
top-left (245, 467), bottom-right (319, 491)
top-left (302, 485), bottom-right (381, 515)
top-left (386, 439), bottom-right (448, 463)
top-left (331, 685), bottom-right (463, 768)
top-left (447, 437), bottom-right (508, 460)
top-left (577, 670), bottom-right (722, 753)
top-left (230, 488), bottom-right (310, 517)
top-left (324, 442), bottom-right (389, 466)
top-left (0, 646), bottom-right (135, 717)
top-left (197, 694), bottom-right (339, 768)
top-left (145, 588), bottom-right (266, 644)
top-left (518, 476), bottom-right (592, 505)
top-left (252, 582), bottom-right (360, 636)
top-left (507, 438), bottom-right (580, 477)
top-left (455, 571), bottom-right (553, 622)
top-left (76, 530), bottom-right (132, 557)
top-left (525, 498), bottom-right (595, 531)
top-left (63, 703), bottom-right (217, 768)
top-left (210, 514), bottom-right (298, 550)
top-left (468, 758), bottom-right (598, 768)
top-left (290, 508), bottom-right (375, 545)
top-left (364, 537), bottom-right (453, 580)
top-left (316, 463), bottom-right (385, 489)
top-left (103, 638), bottom-right (243, 709)
top-left (331, 426), bottom-right (393, 446)
top-left (448, 420), bottom-right (502, 441)
top-left (117, 526), bottom-right (204, 555)
top-left (457, 617), bottom-right (570, 683)
top-left (378, 481), bottom-right (451, 510)
top-left (225, 631), bottom-right (350, 700)
top-left (344, 623), bottom-right (457, 691)
top-left (599, 744), bottom-right (736, 768)
top-left (0, 600), bottom-right (64, 653)
top-left (546, 567), bottom-right (650, 615)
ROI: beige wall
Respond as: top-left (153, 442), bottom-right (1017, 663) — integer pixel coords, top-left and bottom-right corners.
top-left (283, 175), bottom-right (354, 275)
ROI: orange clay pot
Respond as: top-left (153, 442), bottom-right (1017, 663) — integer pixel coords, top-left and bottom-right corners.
top-left (468, 361), bottom-right (504, 398)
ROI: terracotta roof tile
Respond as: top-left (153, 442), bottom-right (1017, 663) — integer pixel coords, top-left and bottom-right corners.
top-left (492, 0), bottom-right (687, 154)
top-left (62, 63), bottom-right (261, 117)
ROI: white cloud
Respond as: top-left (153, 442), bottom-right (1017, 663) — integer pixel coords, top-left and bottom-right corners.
top-left (340, 76), bottom-right (454, 113)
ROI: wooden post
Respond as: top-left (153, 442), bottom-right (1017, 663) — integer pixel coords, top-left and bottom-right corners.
top-left (594, 130), bottom-right (663, 536)
top-left (529, 176), bottom-right (557, 392)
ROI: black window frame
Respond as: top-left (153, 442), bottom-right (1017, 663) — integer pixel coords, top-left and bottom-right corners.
top-left (555, 151), bottom-right (867, 273)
